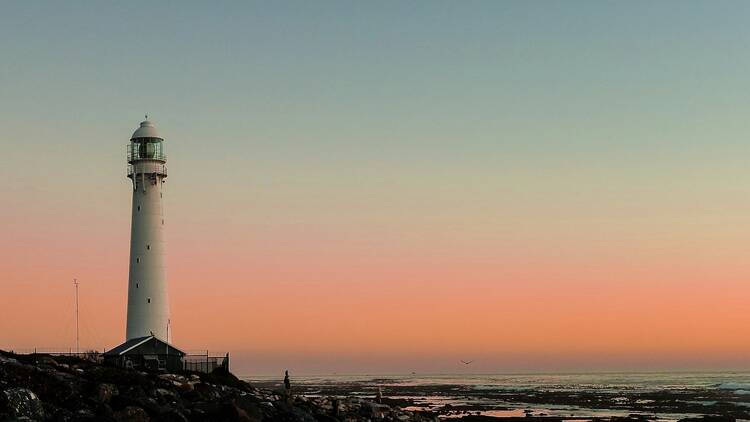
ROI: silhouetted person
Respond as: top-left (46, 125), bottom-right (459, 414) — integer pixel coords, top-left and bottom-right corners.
top-left (283, 370), bottom-right (291, 401)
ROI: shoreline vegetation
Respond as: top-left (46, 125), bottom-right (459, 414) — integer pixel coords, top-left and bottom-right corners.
top-left (0, 350), bottom-right (742, 422)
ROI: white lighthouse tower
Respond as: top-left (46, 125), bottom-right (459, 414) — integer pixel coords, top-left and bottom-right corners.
top-left (125, 118), bottom-right (170, 341)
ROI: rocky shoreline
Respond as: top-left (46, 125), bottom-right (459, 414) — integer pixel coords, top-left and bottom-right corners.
top-left (0, 350), bottom-right (433, 421)
top-left (264, 376), bottom-right (747, 421)
top-left (0, 350), bottom-right (742, 422)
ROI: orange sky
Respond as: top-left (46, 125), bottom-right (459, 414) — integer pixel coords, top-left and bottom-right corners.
top-left (3, 180), bottom-right (750, 374)
top-left (4, 1), bottom-right (750, 375)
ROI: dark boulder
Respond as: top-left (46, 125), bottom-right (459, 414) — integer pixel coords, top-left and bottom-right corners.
top-left (193, 383), bottom-right (221, 401)
top-left (2, 387), bottom-right (46, 420)
top-left (96, 383), bottom-right (119, 403)
top-left (160, 408), bottom-right (190, 422)
top-left (113, 405), bottom-right (149, 422)
top-left (233, 396), bottom-right (267, 421)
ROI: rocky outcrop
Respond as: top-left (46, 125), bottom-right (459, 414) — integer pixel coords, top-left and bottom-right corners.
top-left (2, 387), bottom-right (46, 420)
top-left (0, 350), bottom-right (435, 422)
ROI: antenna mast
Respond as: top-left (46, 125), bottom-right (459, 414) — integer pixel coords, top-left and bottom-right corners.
top-left (73, 278), bottom-right (80, 354)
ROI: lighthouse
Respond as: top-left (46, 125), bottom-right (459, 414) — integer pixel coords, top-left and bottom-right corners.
top-left (103, 118), bottom-right (227, 373)
top-left (125, 118), bottom-right (170, 341)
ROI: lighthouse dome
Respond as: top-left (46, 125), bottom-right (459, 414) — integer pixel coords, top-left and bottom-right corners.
top-left (131, 119), bottom-right (163, 140)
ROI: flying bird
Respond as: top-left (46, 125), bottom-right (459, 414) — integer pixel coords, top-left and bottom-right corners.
top-left (460, 360), bottom-right (474, 365)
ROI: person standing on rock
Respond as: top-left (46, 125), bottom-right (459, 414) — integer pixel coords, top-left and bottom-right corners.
top-left (284, 370), bottom-right (291, 401)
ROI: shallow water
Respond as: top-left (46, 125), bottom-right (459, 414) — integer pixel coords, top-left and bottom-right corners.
top-left (244, 372), bottom-right (750, 392)
top-left (243, 372), bottom-right (750, 419)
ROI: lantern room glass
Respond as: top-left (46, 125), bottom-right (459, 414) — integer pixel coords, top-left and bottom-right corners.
top-left (128, 138), bottom-right (166, 162)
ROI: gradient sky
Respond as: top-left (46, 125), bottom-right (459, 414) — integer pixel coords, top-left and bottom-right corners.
top-left (3, 1), bottom-right (750, 375)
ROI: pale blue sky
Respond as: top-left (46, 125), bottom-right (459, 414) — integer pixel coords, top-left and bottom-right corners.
top-left (3, 1), bottom-right (750, 161)
top-left (4, 1), bottom-right (750, 219)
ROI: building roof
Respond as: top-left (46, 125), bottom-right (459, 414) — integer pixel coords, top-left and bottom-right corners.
top-left (104, 335), bottom-right (186, 356)
top-left (131, 119), bottom-right (163, 141)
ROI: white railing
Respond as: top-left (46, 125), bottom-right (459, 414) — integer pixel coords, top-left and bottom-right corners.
top-left (127, 162), bottom-right (167, 178)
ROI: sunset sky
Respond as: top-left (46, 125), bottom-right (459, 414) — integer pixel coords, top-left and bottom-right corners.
top-left (3, 1), bottom-right (750, 375)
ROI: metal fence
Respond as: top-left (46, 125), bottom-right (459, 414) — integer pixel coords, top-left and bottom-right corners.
top-left (5, 348), bottom-right (102, 356)
top-left (3, 348), bottom-right (104, 363)
top-left (183, 353), bottom-right (230, 373)
top-left (3, 349), bottom-right (229, 374)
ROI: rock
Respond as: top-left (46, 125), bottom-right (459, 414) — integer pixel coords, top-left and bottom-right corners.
top-left (2, 387), bottom-right (45, 420)
top-left (111, 387), bottom-right (145, 410)
top-left (161, 409), bottom-right (190, 422)
top-left (234, 396), bottom-right (266, 421)
top-left (191, 400), bottom-right (223, 418)
top-left (0, 355), bottom-right (19, 365)
top-left (221, 402), bottom-right (253, 422)
top-left (365, 402), bottom-right (391, 419)
top-left (97, 383), bottom-right (119, 403)
top-left (75, 407), bottom-right (97, 419)
top-left (288, 406), bottom-right (317, 422)
top-left (153, 387), bottom-right (177, 400)
top-left (133, 397), bottom-right (161, 415)
top-left (114, 405), bottom-right (150, 422)
top-left (178, 382), bottom-right (194, 393)
top-left (194, 382), bottom-right (221, 401)
top-left (677, 418), bottom-right (738, 422)
top-left (36, 356), bottom-right (58, 367)
top-left (158, 373), bottom-right (186, 384)
top-left (97, 402), bottom-right (115, 418)
top-left (45, 404), bottom-right (74, 421)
